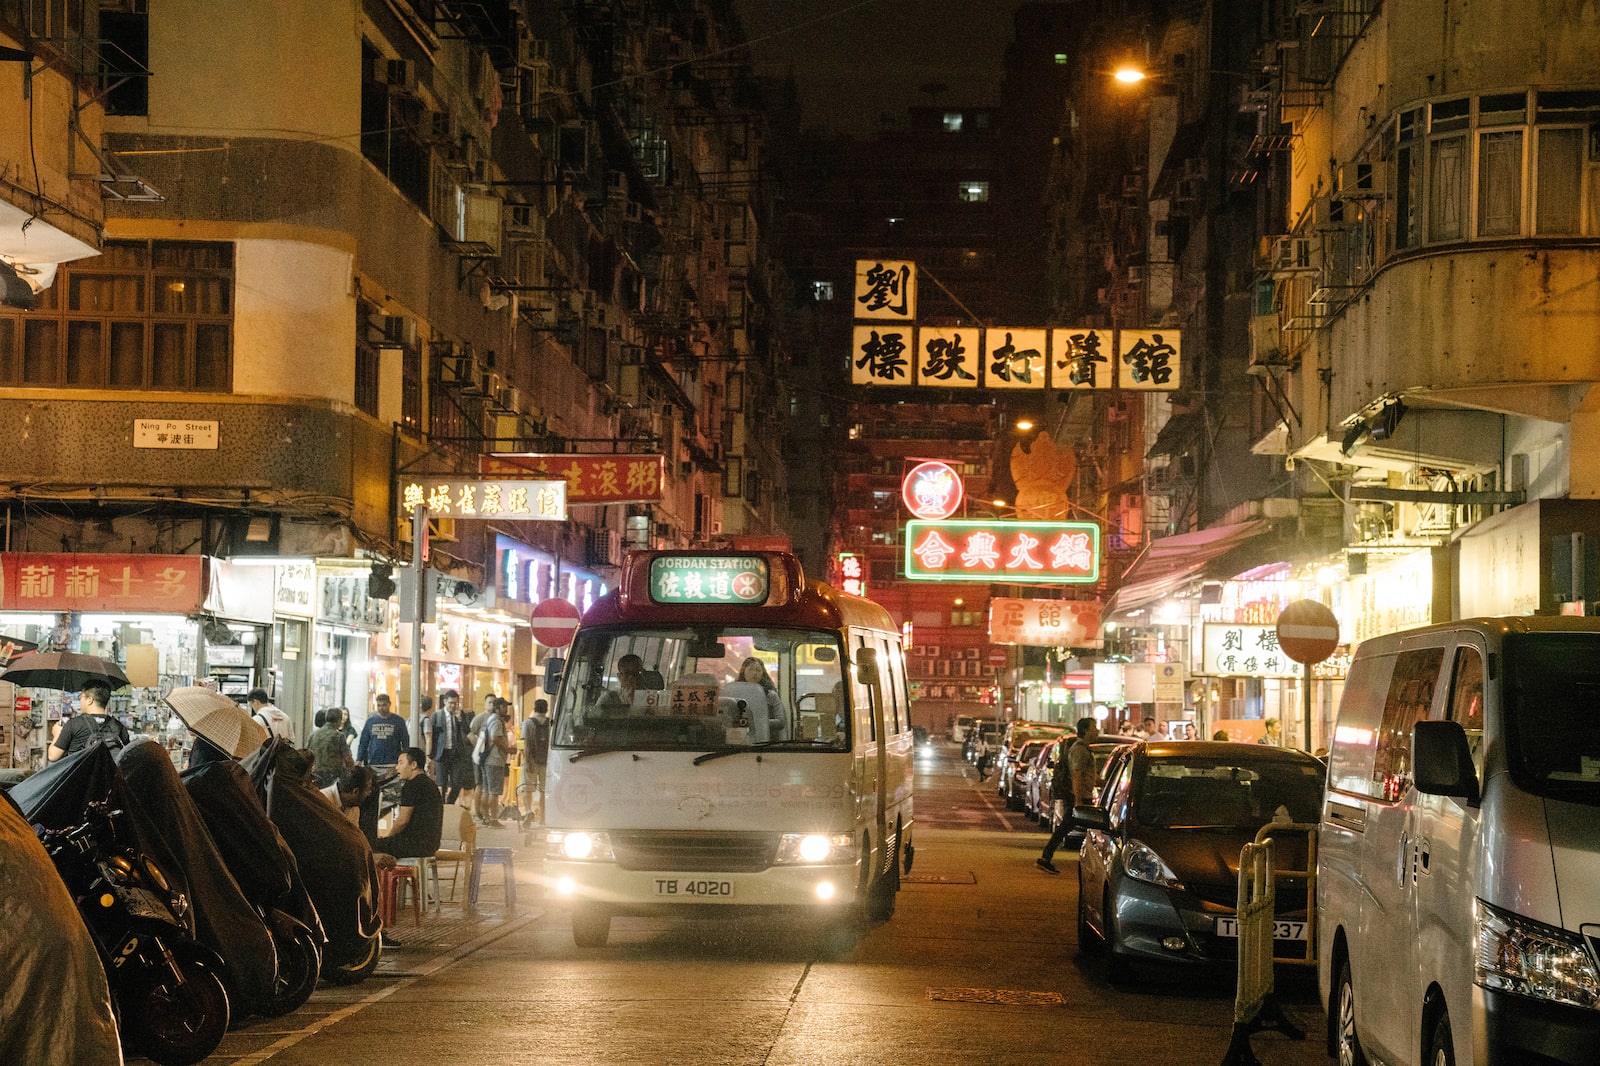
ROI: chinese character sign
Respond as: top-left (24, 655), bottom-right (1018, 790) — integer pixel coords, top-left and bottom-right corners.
top-left (851, 325), bottom-right (912, 385)
top-left (399, 477), bottom-right (567, 521)
top-left (901, 460), bottom-right (964, 520)
top-left (984, 328), bottom-right (1048, 390)
top-left (1200, 622), bottom-right (1298, 678)
top-left (1051, 328), bottom-right (1114, 390)
top-left (914, 327), bottom-right (980, 388)
top-left (904, 520), bottom-right (1100, 584)
top-left (837, 553), bottom-right (866, 598)
top-left (648, 556), bottom-right (771, 605)
top-left (0, 553), bottom-right (204, 612)
top-left (854, 260), bottom-right (916, 321)
top-left (988, 597), bottom-right (1104, 646)
top-left (1119, 330), bottom-right (1181, 390)
top-left (479, 454), bottom-right (664, 505)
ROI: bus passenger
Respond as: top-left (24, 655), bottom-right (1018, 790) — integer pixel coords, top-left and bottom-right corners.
top-left (736, 657), bottom-right (785, 739)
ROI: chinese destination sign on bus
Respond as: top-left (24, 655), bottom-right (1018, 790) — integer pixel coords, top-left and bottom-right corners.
top-left (648, 556), bottom-right (771, 605)
top-left (1200, 623), bottom-right (1299, 679)
top-left (399, 477), bottom-right (567, 520)
top-left (904, 520), bottom-right (1101, 584)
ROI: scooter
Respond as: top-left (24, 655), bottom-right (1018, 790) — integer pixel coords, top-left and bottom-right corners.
top-left (39, 800), bottom-right (230, 1066)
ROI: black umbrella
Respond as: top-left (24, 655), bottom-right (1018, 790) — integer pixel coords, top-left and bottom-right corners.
top-left (0, 651), bottom-right (130, 690)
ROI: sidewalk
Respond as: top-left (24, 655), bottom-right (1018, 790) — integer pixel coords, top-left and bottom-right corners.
top-left (374, 819), bottom-right (547, 975)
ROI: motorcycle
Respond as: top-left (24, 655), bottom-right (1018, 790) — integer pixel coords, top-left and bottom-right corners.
top-left (38, 798), bottom-right (230, 1066)
top-left (183, 747), bottom-right (325, 1015)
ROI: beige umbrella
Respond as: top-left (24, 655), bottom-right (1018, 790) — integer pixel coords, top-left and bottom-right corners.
top-left (163, 686), bottom-right (268, 758)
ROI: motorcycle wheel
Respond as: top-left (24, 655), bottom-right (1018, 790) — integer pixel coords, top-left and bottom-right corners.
top-left (259, 925), bottom-right (322, 1016)
top-left (122, 946), bottom-right (231, 1066)
top-left (322, 931), bottom-right (381, 985)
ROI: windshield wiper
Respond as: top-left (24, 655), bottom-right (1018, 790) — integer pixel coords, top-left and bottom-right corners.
top-left (693, 741), bottom-right (778, 765)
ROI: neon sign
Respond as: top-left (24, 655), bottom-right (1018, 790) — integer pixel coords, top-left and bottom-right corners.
top-left (837, 553), bottom-right (866, 597)
top-left (904, 520), bottom-right (1100, 584)
top-left (901, 460), bottom-right (964, 520)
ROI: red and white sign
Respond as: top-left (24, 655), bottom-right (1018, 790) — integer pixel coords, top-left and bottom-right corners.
top-left (530, 597), bottom-right (582, 648)
top-left (837, 553), bottom-right (866, 597)
top-left (1276, 600), bottom-right (1340, 665)
top-left (988, 597), bottom-right (1103, 647)
top-left (987, 647), bottom-right (1009, 668)
top-left (480, 453), bottom-right (665, 504)
top-left (901, 461), bottom-right (963, 520)
top-left (0, 553), bottom-right (205, 612)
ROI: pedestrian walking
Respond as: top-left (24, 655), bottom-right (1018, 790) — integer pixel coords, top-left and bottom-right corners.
top-left (519, 698), bottom-right (551, 826)
top-left (1037, 716), bottom-right (1100, 874)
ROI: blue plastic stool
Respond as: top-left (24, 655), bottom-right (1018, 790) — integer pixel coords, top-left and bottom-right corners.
top-left (469, 846), bottom-right (516, 905)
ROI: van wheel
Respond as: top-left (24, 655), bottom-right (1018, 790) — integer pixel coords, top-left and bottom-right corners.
top-left (572, 908), bottom-right (610, 948)
top-left (1334, 958), bottom-right (1368, 1066)
top-left (1426, 1009), bottom-right (1454, 1066)
top-left (865, 835), bottom-right (899, 922)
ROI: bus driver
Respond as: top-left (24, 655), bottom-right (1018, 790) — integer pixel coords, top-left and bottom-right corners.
top-left (596, 653), bottom-right (647, 714)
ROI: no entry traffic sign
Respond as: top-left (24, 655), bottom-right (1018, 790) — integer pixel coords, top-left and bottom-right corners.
top-left (530, 597), bottom-right (582, 648)
top-left (1276, 600), bottom-right (1340, 665)
top-left (987, 647), bottom-right (1009, 669)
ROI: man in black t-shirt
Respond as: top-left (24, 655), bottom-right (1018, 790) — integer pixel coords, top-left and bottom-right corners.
top-left (47, 680), bottom-right (129, 761)
top-left (377, 747), bottom-right (443, 859)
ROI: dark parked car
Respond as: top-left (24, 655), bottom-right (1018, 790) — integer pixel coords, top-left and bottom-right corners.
top-left (1075, 740), bottom-right (1326, 982)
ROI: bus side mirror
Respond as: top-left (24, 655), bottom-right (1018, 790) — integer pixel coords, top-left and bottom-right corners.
top-left (855, 646), bottom-right (879, 685)
top-left (1413, 720), bottom-right (1479, 804)
top-left (543, 657), bottom-right (564, 696)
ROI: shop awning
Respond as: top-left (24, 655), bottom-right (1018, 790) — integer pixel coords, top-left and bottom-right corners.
top-left (1104, 520), bottom-right (1270, 621)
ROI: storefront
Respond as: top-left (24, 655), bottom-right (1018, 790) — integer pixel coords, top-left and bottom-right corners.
top-left (0, 552), bottom-right (206, 769)
top-left (313, 563), bottom-right (388, 734)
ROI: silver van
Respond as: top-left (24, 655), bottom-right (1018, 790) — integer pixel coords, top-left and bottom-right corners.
top-left (1318, 616), bottom-right (1600, 1066)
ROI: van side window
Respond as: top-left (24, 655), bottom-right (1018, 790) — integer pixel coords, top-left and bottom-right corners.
top-left (1446, 646), bottom-right (1487, 780)
top-left (1373, 648), bottom-right (1444, 801)
top-left (879, 636), bottom-right (903, 735)
top-left (852, 633), bottom-right (876, 742)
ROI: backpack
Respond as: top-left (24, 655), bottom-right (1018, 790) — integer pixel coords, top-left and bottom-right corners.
top-left (472, 723), bottom-right (490, 764)
top-left (86, 713), bottom-right (130, 751)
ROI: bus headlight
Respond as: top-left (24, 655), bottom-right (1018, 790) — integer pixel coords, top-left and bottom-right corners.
top-left (776, 832), bottom-right (855, 865)
top-left (547, 830), bottom-right (616, 862)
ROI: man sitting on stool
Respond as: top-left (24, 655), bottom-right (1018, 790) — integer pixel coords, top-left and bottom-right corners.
top-left (376, 747), bottom-right (444, 943)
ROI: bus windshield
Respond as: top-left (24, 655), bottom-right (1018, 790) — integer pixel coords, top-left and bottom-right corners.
top-left (552, 625), bottom-right (849, 753)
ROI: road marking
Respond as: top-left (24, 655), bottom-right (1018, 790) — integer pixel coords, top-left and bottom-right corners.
top-left (926, 987), bottom-right (1066, 1006)
top-left (227, 913), bottom-right (539, 1064)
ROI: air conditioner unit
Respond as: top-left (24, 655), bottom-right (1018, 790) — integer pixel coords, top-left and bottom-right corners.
top-left (1336, 161), bottom-right (1387, 198)
top-left (460, 188), bottom-right (503, 253)
top-left (370, 58), bottom-right (417, 91)
top-left (490, 383), bottom-right (520, 413)
top-left (425, 110), bottom-right (456, 145)
top-left (517, 36), bottom-right (549, 67)
top-left (585, 529), bottom-right (621, 567)
top-left (1270, 235), bottom-right (1316, 274)
top-left (438, 351), bottom-right (483, 389)
top-left (1311, 195), bottom-right (1350, 230)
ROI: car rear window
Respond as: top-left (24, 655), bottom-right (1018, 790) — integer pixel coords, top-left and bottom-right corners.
top-left (1134, 755), bottom-right (1326, 828)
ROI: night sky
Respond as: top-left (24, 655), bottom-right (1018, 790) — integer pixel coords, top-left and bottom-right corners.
top-left (732, 0), bottom-right (1032, 136)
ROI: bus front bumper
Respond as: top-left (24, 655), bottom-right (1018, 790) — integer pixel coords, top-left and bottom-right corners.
top-left (544, 859), bottom-right (863, 912)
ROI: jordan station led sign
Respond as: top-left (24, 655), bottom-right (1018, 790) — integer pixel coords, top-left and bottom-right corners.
top-left (903, 520), bottom-right (1101, 584)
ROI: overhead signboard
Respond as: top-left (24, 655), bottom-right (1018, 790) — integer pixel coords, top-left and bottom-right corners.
top-left (913, 327), bottom-right (981, 387)
top-left (399, 477), bottom-right (567, 520)
top-left (0, 552), bottom-right (205, 612)
top-left (903, 520), bottom-right (1100, 584)
top-left (988, 597), bottom-right (1103, 646)
top-left (479, 453), bottom-right (664, 504)
top-left (1201, 622), bottom-right (1299, 678)
top-left (648, 555), bottom-right (770, 605)
top-left (854, 259), bottom-right (916, 321)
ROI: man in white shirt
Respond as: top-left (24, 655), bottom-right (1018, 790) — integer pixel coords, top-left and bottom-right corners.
top-left (248, 688), bottom-right (295, 743)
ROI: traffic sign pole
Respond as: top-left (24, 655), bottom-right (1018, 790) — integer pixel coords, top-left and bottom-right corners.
top-left (410, 502), bottom-right (426, 725)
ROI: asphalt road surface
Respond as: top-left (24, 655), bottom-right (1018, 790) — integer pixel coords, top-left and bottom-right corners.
top-left (179, 740), bottom-right (1330, 1065)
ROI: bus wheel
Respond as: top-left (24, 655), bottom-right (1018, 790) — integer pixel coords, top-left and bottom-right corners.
top-left (572, 907), bottom-right (610, 948)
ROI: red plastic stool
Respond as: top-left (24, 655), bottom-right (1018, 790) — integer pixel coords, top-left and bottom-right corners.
top-left (380, 863), bottom-right (422, 927)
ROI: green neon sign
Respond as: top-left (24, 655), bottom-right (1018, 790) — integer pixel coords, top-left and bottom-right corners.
top-left (648, 556), bottom-right (771, 604)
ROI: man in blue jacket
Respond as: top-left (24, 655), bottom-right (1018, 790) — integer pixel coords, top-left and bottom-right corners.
top-left (355, 693), bottom-right (409, 772)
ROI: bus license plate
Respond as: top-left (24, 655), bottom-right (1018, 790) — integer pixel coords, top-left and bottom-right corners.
top-left (1215, 917), bottom-right (1307, 940)
top-left (653, 877), bottom-right (734, 898)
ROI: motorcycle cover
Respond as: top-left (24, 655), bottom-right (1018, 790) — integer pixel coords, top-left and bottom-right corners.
top-left (114, 739), bottom-right (279, 1013)
top-left (243, 741), bottom-right (381, 966)
top-left (0, 790), bottom-right (123, 1065)
top-left (181, 757), bottom-right (323, 942)
top-left (6, 742), bottom-right (120, 835)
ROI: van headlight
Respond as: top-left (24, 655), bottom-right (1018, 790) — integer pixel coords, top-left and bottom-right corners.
top-left (547, 830), bottom-right (615, 862)
top-left (775, 832), bottom-right (855, 865)
top-left (1123, 840), bottom-right (1184, 889)
top-left (1475, 898), bottom-right (1600, 1008)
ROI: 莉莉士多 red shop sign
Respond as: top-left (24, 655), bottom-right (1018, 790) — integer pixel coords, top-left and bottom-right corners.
top-left (0, 553), bottom-right (206, 612)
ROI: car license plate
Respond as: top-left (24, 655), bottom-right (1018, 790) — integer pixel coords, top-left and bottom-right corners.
top-left (1215, 917), bottom-right (1307, 940)
top-left (652, 877), bottom-right (734, 898)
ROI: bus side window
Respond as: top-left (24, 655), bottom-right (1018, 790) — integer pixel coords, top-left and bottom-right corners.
top-left (1446, 645), bottom-right (1486, 780)
top-left (852, 632), bottom-right (876, 742)
top-left (879, 635), bottom-right (904, 735)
